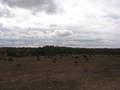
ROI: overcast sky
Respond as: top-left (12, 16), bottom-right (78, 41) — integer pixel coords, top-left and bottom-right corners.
top-left (0, 0), bottom-right (120, 48)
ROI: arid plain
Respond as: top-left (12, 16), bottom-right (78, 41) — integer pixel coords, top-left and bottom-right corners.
top-left (0, 54), bottom-right (120, 90)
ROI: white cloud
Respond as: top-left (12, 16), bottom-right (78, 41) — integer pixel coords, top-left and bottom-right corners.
top-left (0, 4), bottom-right (15, 17)
top-left (53, 29), bottom-right (73, 37)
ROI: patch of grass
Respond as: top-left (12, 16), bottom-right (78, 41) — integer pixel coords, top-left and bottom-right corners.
top-left (17, 64), bottom-right (22, 67)
top-left (52, 58), bottom-right (57, 63)
top-left (75, 61), bottom-right (78, 65)
top-left (36, 56), bottom-right (40, 61)
top-left (83, 55), bottom-right (87, 58)
top-left (83, 55), bottom-right (89, 63)
top-left (0, 57), bottom-right (3, 60)
top-left (8, 57), bottom-right (13, 61)
top-left (75, 56), bottom-right (79, 59)
top-left (47, 56), bottom-right (51, 58)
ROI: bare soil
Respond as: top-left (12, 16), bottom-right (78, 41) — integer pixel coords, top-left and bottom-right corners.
top-left (0, 55), bottom-right (120, 90)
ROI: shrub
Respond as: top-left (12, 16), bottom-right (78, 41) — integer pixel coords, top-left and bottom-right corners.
top-left (52, 58), bottom-right (57, 63)
top-left (83, 55), bottom-right (87, 58)
top-left (36, 56), bottom-right (40, 61)
top-left (8, 57), bottom-right (13, 61)
top-left (17, 64), bottom-right (21, 67)
top-left (0, 57), bottom-right (3, 60)
top-left (75, 61), bottom-right (78, 65)
top-left (75, 56), bottom-right (79, 59)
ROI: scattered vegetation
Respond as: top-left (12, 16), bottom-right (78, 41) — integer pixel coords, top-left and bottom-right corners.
top-left (0, 46), bottom-right (120, 90)
top-left (52, 58), bottom-right (57, 63)
top-left (8, 57), bottom-right (13, 61)
top-left (83, 55), bottom-right (89, 63)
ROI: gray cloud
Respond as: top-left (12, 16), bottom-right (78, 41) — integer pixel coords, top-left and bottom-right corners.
top-left (1, 25), bottom-right (120, 48)
top-left (0, 38), bottom-right (36, 47)
top-left (54, 30), bottom-right (73, 37)
top-left (0, 23), bottom-right (3, 27)
top-left (0, 37), bottom-right (119, 48)
top-left (0, 27), bottom-right (119, 48)
top-left (61, 39), bottom-right (120, 48)
top-left (0, 31), bottom-right (4, 36)
top-left (1, 0), bottom-right (58, 14)
top-left (49, 24), bottom-right (58, 27)
top-left (105, 15), bottom-right (120, 20)
top-left (0, 5), bottom-right (14, 17)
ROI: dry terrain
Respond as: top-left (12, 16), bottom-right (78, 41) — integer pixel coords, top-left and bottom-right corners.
top-left (0, 54), bottom-right (120, 90)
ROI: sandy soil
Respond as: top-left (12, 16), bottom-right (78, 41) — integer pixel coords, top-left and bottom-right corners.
top-left (0, 55), bottom-right (120, 90)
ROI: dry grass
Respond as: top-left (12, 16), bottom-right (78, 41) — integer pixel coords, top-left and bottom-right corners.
top-left (0, 55), bottom-right (120, 90)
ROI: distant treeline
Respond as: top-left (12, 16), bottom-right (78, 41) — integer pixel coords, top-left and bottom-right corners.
top-left (0, 46), bottom-right (120, 57)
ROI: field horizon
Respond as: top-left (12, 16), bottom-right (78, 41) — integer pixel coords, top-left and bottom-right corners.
top-left (0, 46), bottom-right (120, 90)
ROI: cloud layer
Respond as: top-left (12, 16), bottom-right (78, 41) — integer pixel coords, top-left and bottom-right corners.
top-left (0, 0), bottom-right (120, 48)
top-left (1, 0), bottom-right (58, 14)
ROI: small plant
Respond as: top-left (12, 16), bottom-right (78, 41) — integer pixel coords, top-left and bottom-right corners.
top-left (75, 61), bottom-right (78, 65)
top-left (83, 55), bottom-right (89, 63)
top-left (52, 58), bottom-right (57, 63)
top-left (36, 56), bottom-right (40, 61)
top-left (8, 57), bottom-right (13, 61)
top-left (0, 57), bottom-right (3, 60)
top-left (75, 56), bottom-right (79, 59)
top-left (83, 55), bottom-right (87, 58)
top-left (17, 64), bottom-right (21, 67)
top-left (47, 56), bottom-right (51, 58)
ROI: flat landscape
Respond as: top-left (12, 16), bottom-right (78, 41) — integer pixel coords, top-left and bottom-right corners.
top-left (1, 0), bottom-right (120, 89)
top-left (0, 47), bottom-right (120, 90)
top-left (0, 54), bottom-right (120, 90)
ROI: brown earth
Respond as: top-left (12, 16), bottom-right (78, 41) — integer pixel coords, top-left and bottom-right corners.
top-left (0, 55), bottom-right (120, 90)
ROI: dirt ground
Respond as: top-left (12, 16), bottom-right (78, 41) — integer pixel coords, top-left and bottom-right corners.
top-left (0, 55), bottom-right (120, 90)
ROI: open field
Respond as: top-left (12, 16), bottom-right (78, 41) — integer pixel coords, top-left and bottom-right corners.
top-left (0, 54), bottom-right (120, 90)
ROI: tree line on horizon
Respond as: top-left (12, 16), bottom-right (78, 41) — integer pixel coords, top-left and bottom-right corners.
top-left (0, 46), bottom-right (120, 57)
